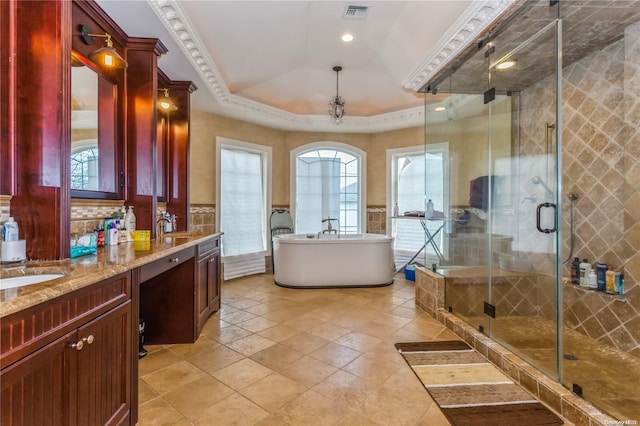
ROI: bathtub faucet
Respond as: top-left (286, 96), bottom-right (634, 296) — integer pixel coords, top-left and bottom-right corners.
top-left (321, 218), bottom-right (340, 237)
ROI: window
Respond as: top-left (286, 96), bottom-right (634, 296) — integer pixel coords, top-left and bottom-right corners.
top-left (291, 143), bottom-right (365, 234)
top-left (216, 138), bottom-right (272, 280)
top-left (387, 143), bottom-right (449, 267)
top-left (71, 140), bottom-right (99, 191)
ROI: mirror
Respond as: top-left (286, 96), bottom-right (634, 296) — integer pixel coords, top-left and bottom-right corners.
top-left (70, 53), bottom-right (119, 197)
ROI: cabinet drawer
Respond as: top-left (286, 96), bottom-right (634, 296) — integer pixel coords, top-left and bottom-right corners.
top-left (139, 246), bottom-right (195, 283)
top-left (197, 237), bottom-right (220, 259)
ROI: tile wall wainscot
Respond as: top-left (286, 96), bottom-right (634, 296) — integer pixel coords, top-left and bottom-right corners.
top-left (70, 199), bottom-right (125, 236)
top-left (367, 206), bottom-right (386, 235)
top-left (415, 267), bottom-right (617, 426)
top-left (189, 204), bottom-right (215, 235)
top-left (519, 21), bottom-right (640, 358)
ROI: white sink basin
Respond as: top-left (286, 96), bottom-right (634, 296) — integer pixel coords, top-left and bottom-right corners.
top-left (0, 274), bottom-right (65, 290)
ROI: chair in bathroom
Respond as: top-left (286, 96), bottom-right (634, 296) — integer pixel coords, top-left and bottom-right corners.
top-left (269, 209), bottom-right (294, 272)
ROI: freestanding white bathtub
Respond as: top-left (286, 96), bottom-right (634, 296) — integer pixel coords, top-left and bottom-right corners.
top-left (273, 233), bottom-right (395, 288)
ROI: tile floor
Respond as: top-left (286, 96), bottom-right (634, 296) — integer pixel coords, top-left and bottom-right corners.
top-left (136, 273), bottom-right (566, 425)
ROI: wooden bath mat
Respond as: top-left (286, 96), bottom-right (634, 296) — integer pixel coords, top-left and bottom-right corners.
top-left (395, 341), bottom-right (563, 426)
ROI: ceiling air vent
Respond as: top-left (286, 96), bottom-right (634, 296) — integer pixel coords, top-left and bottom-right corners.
top-left (343, 4), bottom-right (369, 20)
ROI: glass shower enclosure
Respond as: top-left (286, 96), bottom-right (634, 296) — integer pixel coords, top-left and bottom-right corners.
top-left (422, 0), bottom-right (640, 420)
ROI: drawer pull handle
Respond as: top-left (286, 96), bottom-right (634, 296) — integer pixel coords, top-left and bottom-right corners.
top-left (170, 257), bottom-right (179, 263)
top-left (68, 340), bottom-right (84, 351)
top-left (83, 335), bottom-right (95, 345)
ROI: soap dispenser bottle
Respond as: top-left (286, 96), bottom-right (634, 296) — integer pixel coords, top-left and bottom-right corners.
top-left (426, 199), bottom-right (434, 219)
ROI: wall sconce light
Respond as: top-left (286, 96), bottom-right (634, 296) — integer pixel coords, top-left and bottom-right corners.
top-left (79, 24), bottom-right (128, 69)
top-left (158, 88), bottom-right (178, 112)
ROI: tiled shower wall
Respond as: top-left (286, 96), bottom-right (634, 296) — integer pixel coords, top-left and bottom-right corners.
top-left (519, 22), bottom-right (640, 358)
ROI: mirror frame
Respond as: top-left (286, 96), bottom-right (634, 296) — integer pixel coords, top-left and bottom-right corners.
top-left (70, 50), bottom-right (122, 200)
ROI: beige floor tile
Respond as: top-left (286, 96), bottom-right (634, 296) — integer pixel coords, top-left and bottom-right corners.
top-left (257, 323), bottom-right (302, 342)
top-left (244, 303), bottom-right (271, 316)
top-left (137, 378), bottom-right (159, 405)
top-left (220, 309), bottom-right (258, 325)
top-left (342, 354), bottom-right (403, 386)
top-left (225, 333), bottom-right (277, 356)
top-left (166, 336), bottom-right (221, 359)
top-left (193, 392), bottom-right (270, 426)
top-left (137, 274), bottom-right (568, 426)
top-left (137, 397), bottom-right (188, 426)
top-left (249, 343), bottom-right (306, 372)
top-left (142, 360), bottom-right (208, 395)
top-left (279, 355), bottom-right (339, 388)
top-left (334, 331), bottom-right (383, 352)
top-left (188, 345), bottom-right (245, 375)
top-left (311, 370), bottom-right (375, 409)
top-left (280, 332), bottom-right (331, 354)
top-left (138, 347), bottom-right (182, 376)
top-left (237, 315), bottom-right (279, 333)
top-left (358, 387), bottom-right (429, 426)
top-left (309, 341), bottom-right (362, 368)
top-left (273, 390), bottom-right (352, 426)
top-left (308, 322), bottom-right (352, 341)
top-left (211, 324), bottom-right (254, 344)
top-left (213, 357), bottom-right (274, 390)
top-left (162, 375), bottom-right (235, 420)
top-left (240, 372), bottom-right (307, 412)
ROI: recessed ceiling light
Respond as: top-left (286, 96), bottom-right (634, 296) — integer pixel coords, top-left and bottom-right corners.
top-left (434, 106), bottom-right (446, 112)
top-left (342, 33), bottom-right (354, 42)
top-left (496, 60), bottom-right (516, 70)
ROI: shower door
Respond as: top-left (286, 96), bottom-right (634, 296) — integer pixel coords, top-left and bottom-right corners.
top-left (486, 10), bottom-right (561, 380)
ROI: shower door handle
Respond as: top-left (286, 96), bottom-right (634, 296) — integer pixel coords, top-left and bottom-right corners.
top-left (536, 202), bottom-right (556, 234)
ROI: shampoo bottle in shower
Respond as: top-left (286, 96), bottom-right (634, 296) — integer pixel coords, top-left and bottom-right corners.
top-left (571, 257), bottom-right (580, 284)
top-left (579, 259), bottom-right (591, 287)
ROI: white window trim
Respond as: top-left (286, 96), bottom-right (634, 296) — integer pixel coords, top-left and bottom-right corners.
top-left (215, 136), bottom-right (272, 255)
top-left (290, 141), bottom-right (366, 234)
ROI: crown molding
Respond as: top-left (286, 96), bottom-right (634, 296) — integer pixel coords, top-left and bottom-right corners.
top-left (402, 0), bottom-right (516, 92)
top-left (147, 0), bottom-right (509, 132)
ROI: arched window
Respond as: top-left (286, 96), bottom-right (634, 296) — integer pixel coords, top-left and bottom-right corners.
top-left (291, 142), bottom-right (365, 234)
top-left (71, 139), bottom-right (99, 191)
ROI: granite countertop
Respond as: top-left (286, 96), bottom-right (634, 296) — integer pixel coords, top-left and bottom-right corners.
top-left (0, 232), bottom-right (222, 318)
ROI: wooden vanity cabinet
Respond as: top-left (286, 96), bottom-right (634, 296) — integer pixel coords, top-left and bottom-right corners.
top-left (196, 236), bottom-right (221, 334)
top-left (0, 272), bottom-right (133, 426)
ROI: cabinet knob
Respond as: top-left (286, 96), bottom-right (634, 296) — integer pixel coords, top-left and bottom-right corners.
top-left (83, 335), bottom-right (95, 345)
top-left (68, 340), bottom-right (84, 351)
top-left (170, 257), bottom-right (179, 263)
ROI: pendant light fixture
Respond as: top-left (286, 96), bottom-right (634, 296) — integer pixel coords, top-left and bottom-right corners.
top-left (328, 66), bottom-right (345, 124)
top-left (158, 88), bottom-right (178, 112)
top-left (79, 24), bottom-right (128, 70)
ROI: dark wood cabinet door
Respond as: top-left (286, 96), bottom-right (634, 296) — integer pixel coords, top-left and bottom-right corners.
top-left (76, 301), bottom-right (132, 426)
top-left (196, 254), bottom-right (211, 331)
top-left (1, 331), bottom-right (77, 426)
top-left (196, 249), bottom-right (221, 335)
top-left (207, 251), bottom-right (221, 314)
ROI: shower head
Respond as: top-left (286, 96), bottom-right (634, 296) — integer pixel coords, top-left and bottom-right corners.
top-left (531, 176), bottom-right (554, 197)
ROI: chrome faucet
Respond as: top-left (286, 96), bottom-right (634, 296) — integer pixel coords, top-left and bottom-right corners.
top-left (157, 216), bottom-right (171, 238)
top-left (321, 218), bottom-right (340, 237)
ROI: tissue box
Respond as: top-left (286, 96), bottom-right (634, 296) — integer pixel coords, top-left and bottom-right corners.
top-left (1, 240), bottom-right (26, 263)
top-left (134, 230), bottom-right (150, 241)
top-left (404, 264), bottom-right (416, 281)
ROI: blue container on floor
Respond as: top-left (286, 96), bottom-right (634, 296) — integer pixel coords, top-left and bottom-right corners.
top-left (405, 264), bottom-right (416, 281)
